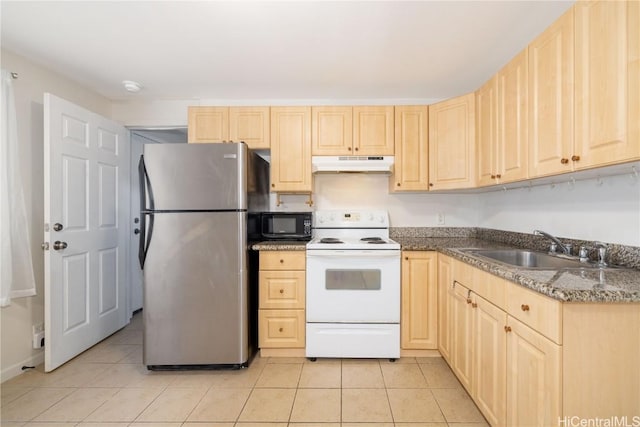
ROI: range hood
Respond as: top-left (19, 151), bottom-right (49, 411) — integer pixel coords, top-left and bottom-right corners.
top-left (312, 156), bottom-right (394, 174)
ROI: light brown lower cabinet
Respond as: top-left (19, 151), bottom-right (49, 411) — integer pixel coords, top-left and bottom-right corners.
top-left (438, 254), bottom-right (640, 426)
top-left (258, 251), bottom-right (306, 355)
top-left (401, 251), bottom-right (438, 349)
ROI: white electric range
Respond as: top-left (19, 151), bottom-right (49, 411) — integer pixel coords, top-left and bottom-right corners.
top-left (305, 210), bottom-right (401, 360)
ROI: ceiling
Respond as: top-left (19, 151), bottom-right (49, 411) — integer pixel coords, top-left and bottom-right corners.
top-left (1, 1), bottom-right (574, 103)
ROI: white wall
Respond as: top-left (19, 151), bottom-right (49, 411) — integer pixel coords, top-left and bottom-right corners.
top-left (477, 172), bottom-right (640, 246)
top-left (0, 49), bottom-right (112, 381)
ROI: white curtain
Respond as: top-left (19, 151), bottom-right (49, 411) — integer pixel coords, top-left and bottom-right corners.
top-left (1, 69), bottom-right (37, 307)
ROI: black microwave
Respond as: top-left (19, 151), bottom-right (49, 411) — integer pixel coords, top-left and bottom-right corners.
top-left (261, 212), bottom-right (312, 241)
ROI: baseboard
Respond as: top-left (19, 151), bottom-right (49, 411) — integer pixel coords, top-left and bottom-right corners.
top-left (1, 351), bottom-right (44, 383)
top-left (400, 349), bottom-right (442, 358)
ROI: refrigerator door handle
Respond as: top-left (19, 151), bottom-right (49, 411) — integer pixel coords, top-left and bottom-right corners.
top-left (138, 155), bottom-right (155, 269)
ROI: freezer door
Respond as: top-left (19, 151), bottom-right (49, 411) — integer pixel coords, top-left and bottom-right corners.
top-left (143, 211), bottom-right (249, 366)
top-left (143, 143), bottom-right (246, 211)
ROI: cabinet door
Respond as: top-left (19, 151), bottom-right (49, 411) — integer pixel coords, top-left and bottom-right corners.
top-left (311, 106), bottom-right (353, 155)
top-left (498, 49), bottom-right (529, 183)
top-left (528, 8), bottom-right (574, 177)
top-left (476, 77), bottom-right (498, 187)
top-left (392, 106), bottom-right (429, 192)
top-left (401, 251), bottom-right (437, 349)
top-left (574, 0), bottom-right (640, 169)
top-left (473, 295), bottom-right (507, 427)
top-left (450, 280), bottom-right (473, 392)
top-left (229, 107), bottom-right (270, 149)
top-left (258, 309), bottom-right (305, 348)
top-left (259, 270), bottom-right (305, 309)
top-left (506, 317), bottom-right (561, 427)
top-left (187, 106), bottom-right (229, 143)
top-left (429, 93), bottom-right (476, 190)
top-left (353, 106), bottom-right (395, 155)
top-left (270, 107), bottom-right (312, 193)
top-left (437, 255), bottom-right (453, 363)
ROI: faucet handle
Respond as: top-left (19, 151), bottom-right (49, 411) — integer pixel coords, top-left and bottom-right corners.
top-left (564, 243), bottom-right (573, 256)
top-left (578, 246), bottom-right (590, 263)
top-left (549, 242), bottom-right (557, 254)
top-left (594, 242), bottom-right (608, 267)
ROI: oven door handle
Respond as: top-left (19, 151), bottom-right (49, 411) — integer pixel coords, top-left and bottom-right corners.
top-left (306, 251), bottom-right (400, 258)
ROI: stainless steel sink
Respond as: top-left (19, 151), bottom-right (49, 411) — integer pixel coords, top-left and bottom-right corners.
top-left (465, 249), bottom-right (587, 269)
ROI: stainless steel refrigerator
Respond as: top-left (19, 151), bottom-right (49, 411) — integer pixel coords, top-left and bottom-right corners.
top-left (138, 142), bottom-right (268, 369)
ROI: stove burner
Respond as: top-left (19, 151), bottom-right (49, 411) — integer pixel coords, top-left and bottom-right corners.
top-left (361, 237), bottom-right (383, 241)
top-left (367, 240), bottom-right (387, 244)
top-left (319, 237), bottom-right (343, 244)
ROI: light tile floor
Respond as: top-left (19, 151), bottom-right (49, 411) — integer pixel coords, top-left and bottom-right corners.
top-left (1, 313), bottom-right (488, 427)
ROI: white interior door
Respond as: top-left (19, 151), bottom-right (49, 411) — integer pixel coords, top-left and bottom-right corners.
top-left (44, 93), bottom-right (130, 372)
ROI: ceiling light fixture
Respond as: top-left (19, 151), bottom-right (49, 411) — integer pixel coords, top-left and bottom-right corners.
top-left (122, 80), bottom-right (142, 93)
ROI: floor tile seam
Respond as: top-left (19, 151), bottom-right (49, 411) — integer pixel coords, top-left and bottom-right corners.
top-left (429, 387), bottom-right (456, 424)
top-left (130, 383), bottom-right (171, 423)
top-left (180, 382), bottom-right (213, 424)
top-left (0, 386), bottom-right (76, 423)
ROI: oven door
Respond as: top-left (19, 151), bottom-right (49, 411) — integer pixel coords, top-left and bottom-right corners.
top-left (306, 249), bottom-right (400, 323)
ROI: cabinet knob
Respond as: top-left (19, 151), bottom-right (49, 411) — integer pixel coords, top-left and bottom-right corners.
top-left (496, 174), bottom-right (502, 179)
top-left (279, 259), bottom-right (284, 263)
top-left (279, 327), bottom-right (284, 333)
top-left (521, 304), bottom-right (530, 312)
top-left (491, 175), bottom-right (496, 179)
top-left (472, 302), bottom-right (478, 308)
top-left (271, 183), bottom-right (275, 187)
top-left (571, 155), bottom-right (581, 162)
top-left (279, 289), bottom-right (284, 294)
top-left (348, 147), bottom-right (352, 151)
top-left (397, 183), bottom-right (401, 187)
top-left (354, 147), bottom-right (359, 151)
top-left (429, 183), bottom-right (434, 187)
top-left (560, 158), bottom-right (569, 164)
top-left (404, 256), bottom-right (408, 260)
top-left (466, 298), bottom-right (472, 304)
top-left (504, 326), bottom-right (512, 333)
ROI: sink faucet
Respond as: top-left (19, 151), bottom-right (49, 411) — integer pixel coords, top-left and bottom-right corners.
top-left (533, 230), bottom-right (572, 255)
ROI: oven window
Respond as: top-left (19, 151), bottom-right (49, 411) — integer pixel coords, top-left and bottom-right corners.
top-left (325, 269), bottom-right (381, 290)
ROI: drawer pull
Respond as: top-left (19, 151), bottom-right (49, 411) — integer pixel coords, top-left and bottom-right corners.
top-left (279, 327), bottom-right (284, 332)
top-left (466, 298), bottom-right (472, 304)
top-left (279, 289), bottom-right (284, 294)
top-left (471, 302), bottom-right (478, 308)
top-left (521, 304), bottom-right (530, 312)
top-left (504, 326), bottom-right (512, 333)
top-left (280, 259), bottom-right (284, 263)
top-left (560, 158), bottom-right (569, 164)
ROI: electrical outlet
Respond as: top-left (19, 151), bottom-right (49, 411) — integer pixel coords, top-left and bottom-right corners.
top-left (437, 213), bottom-right (446, 225)
top-left (32, 323), bottom-right (45, 349)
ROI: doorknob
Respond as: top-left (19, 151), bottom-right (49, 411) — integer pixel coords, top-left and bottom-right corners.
top-left (134, 228), bottom-right (140, 234)
top-left (53, 241), bottom-right (68, 250)
top-left (53, 223), bottom-right (64, 231)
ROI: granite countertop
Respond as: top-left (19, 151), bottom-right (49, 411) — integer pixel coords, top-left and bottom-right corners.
top-left (251, 241), bottom-right (308, 251)
top-left (252, 236), bottom-right (640, 303)
top-left (394, 237), bottom-right (640, 303)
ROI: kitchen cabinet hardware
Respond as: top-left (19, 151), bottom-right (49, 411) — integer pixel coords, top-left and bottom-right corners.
top-left (521, 304), bottom-right (530, 311)
top-left (504, 325), bottom-right (512, 332)
top-left (472, 302), bottom-right (478, 308)
top-left (491, 175), bottom-right (496, 179)
top-left (467, 298), bottom-right (472, 304)
top-left (561, 158), bottom-right (570, 164)
top-left (280, 259), bottom-right (284, 263)
top-left (571, 155), bottom-right (580, 161)
top-left (496, 174), bottom-right (502, 178)
top-left (134, 229), bottom-right (140, 235)
top-left (279, 327), bottom-right (283, 332)
top-left (41, 242), bottom-right (49, 250)
top-left (404, 256), bottom-right (409, 260)
top-left (279, 289), bottom-right (284, 294)
top-left (397, 183), bottom-right (401, 187)
top-left (53, 223), bottom-right (63, 231)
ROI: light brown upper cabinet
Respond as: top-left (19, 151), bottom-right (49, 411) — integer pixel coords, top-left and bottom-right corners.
top-left (476, 77), bottom-right (498, 187)
top-left (311, 106), bottom-right (353, 155)
top-left (528, 7), bottom-right (575, 178)
top-left (270, 107), bottom-right (312, 193)
top-left (574, 0), bottom-right (640, 170)
top-left (187, 106), bottom-right (229, 143)
top-left (428, 93), bottom-right (476, 190)
top-left (497, 49), bottom-right (529, 184)
top-left (391, 106), bottom-right (429, 192)
top-left (353, 106), bottom-right (395, 155)
top-left (229, 107), bottom-right (270, 149)
top-left (188, 106), bottom-right (270, 149)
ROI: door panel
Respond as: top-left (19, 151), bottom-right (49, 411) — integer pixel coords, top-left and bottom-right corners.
top-left (45, 93), bottom-right (129, 371)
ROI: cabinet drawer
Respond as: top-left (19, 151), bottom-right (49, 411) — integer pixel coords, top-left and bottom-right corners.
top-left (453, 259), bottom-right (475, 290)
top-left (258, 309), bottom-right (305, 348)
top-left (507, 284), bottom-right (562, 344)
top-left (473, 268), bottom-right (507, 310)
top-left (260, 251), bottom-right (306, 270)
top-left (259, 271), bottom-right (305, 309)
